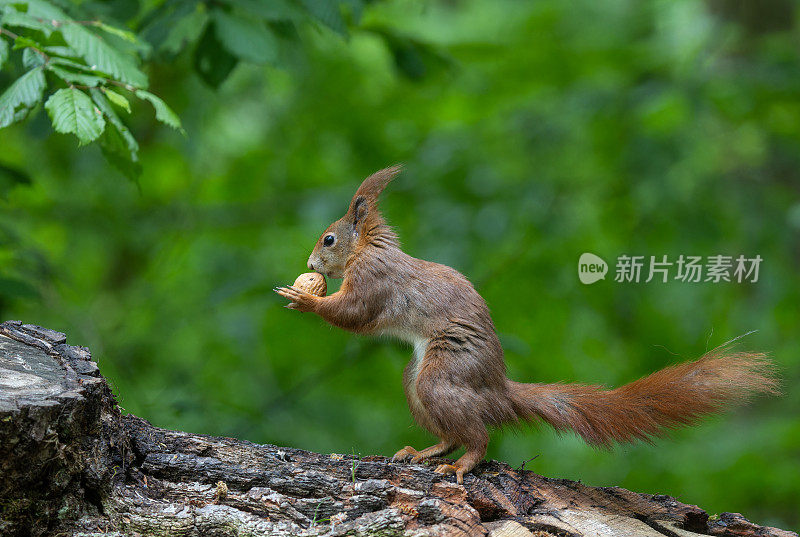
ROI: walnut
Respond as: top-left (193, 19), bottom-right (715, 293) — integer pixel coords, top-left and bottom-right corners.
top-left (293, 272), bottom-right (327, 297)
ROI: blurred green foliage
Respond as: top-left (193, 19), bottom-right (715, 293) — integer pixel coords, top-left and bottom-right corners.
top-left (1, 0), bottom-right (798, 529)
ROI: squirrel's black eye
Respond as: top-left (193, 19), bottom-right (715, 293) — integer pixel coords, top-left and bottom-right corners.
top-left (323, 234), bottom-right (335, 247)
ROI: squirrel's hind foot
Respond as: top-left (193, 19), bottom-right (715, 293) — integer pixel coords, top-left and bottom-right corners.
top-left (433, 445), bottom-right (486, 484)
top-left (434, 463), bottom-right (466, 484)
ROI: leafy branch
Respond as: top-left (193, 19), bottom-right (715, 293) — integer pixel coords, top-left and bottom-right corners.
top-left (0, 0), bottom-right (181, 179)
top-left (1, 0), bottom-right (448, 181)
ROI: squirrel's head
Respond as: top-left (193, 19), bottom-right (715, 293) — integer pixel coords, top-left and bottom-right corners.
top-left (308, 165), bottom-right (401, 278)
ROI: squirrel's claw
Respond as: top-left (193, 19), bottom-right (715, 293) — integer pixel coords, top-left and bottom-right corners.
top-left (275, 285), bottom-right (302, 301)
top-left (274, 287), bottom-right (295, 309)
top-left (273, 286), bottom-right (292, 298)
top-left (434, 463), bottom-right (465, 484)
top-left (275, 285), bottom-right (316, 312)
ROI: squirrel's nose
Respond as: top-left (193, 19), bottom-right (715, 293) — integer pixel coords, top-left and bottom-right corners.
top-left (308, 260), bottom-right (315, 271)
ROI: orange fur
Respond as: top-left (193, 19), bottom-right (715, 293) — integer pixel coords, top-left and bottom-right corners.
top-left (508, 348), bottom-right (779, 447)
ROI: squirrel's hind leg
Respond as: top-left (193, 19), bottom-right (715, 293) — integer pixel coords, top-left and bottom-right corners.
top-left (414, 340), bottom-right (493, 484)
top-left (433, 439), bottom-right (487, 484)
top-left (392, 440), bottom-right (459, 464)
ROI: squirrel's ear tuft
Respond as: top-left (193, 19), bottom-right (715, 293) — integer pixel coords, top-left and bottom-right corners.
top-left (347, 165), bottom-right (402, 231)
top-left (351, 164), bottom-right (402, 205)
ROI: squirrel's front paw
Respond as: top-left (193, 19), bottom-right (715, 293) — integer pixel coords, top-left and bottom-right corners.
top-left (391, 446), bottom-right (421, 463)
top-left (274, 286), bottom-right (318, 312)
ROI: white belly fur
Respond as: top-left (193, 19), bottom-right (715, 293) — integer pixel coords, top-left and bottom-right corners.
top-left (408, 336), bottom-right (429, 410)
top-left (382, 329), bottom-right (430, 416)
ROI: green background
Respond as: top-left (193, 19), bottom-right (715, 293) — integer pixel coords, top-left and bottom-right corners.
top-left (1, 0), bottom-right (798, 530)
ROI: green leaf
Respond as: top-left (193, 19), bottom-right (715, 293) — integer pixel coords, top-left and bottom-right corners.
top-left (192, 24), bottom-right (237, 88)
top-left (160, 7), bottom-right (208, 56)
top-left (44, 87), bottom-right (106, 145)
top-left (14, 0), bottom-right (66, 21)
top-left (13, 35), bottom-right (43, 50)
top-left (211, 9), bottom-right (277, 64)
top-left (140, 0), bottom-right (198, 53)
top-left (135, 89), bottom-right (183, 131)
top-left (91, 21), bottom-right (139, 43)
top-left (90, 88), bottom-right (140, 180)
top-left (44, 45), bottom-right (81, 59)
top-left (22, 47), bottom-right (45, 68)
top-left (50, 56), bottom-right (111, 75)
top-left (103, 88), bottom-right (130, 113)
top-left (99, 125), bottom-right (142, 180)
top-left (0, 37), bottom-right (8, 69)
top-left (47, 64), bottom-right (104, 86)
top-left (300, 0), bottom-right (347, 36)
top-left (22, 0), bottom-right (148, 88)
top-left (0, 6), bottom-right (54, 37)
top-left (90, 88), bottom-right (137, 153)
top-left (0, 68), bottom-right (46, 128)
top-left (59, 24), bottom-right (148, 87)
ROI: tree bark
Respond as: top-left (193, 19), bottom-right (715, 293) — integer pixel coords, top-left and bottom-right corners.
top-left (0, 320), bottom-right (795, 537)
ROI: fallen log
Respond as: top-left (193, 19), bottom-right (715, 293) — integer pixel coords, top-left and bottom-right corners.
top-left (0, 321), bottom-right (795, 537)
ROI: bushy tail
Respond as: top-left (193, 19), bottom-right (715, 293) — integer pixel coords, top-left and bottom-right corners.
top-left (507, 348), bottom-right (780, 447)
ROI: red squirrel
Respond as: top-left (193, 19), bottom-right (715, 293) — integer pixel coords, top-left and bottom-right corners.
top-left (275, 165), bottom-right (779, 484)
